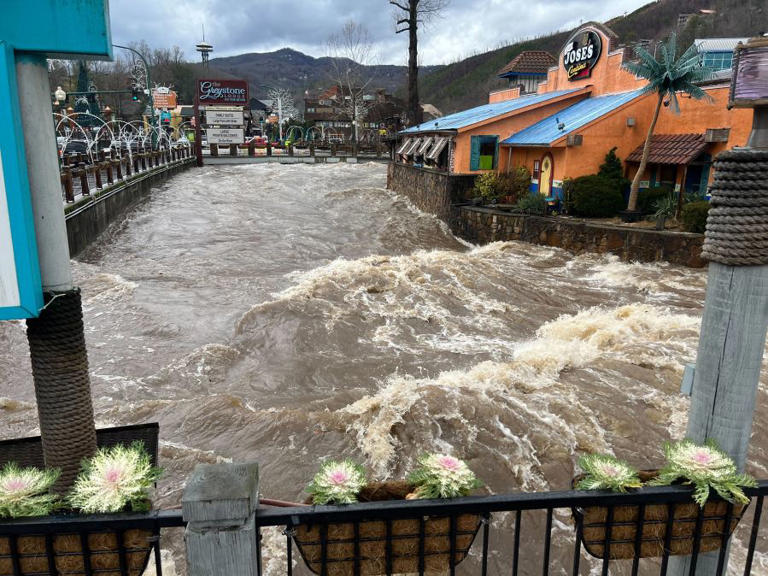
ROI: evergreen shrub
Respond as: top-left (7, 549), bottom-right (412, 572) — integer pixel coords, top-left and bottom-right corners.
top-left (638, 187), bottom-right (672, 214)
top-left (572, 175), bottom-right (625, 217)
top-left (681, 200), bottom-right (710, 233)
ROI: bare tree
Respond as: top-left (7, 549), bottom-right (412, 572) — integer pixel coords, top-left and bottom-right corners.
top-left (390, 0), bottom-right (448, 126)
top-left (266, 86), bottom-right (298, 141)
top-left (327, 21), bottom-right (376, 146)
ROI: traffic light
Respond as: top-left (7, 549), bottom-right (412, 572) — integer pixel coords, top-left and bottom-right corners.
top-left (131, 85), bottom-right (140, 101)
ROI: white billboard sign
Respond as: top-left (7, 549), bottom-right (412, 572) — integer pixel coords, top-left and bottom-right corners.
top-left (207, 128), bottom-right (244, 145)
top-left (207, 110), bottom-right (244, 126)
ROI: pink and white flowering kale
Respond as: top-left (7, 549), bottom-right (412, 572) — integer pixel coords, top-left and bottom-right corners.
top-left (69, 442), bottom-right (161, 514)
top-left (306, 460), bottom-right (367, 505)
top-left (0, 463), bottom-right (59, 518)
top-left (652, 439), bottom-right (756, 506)
top-left (407, 454), bottom-right (481, 499)
top-left (576, 453), bottom-right (642, 493)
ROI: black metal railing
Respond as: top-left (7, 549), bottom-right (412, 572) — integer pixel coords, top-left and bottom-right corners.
top-left (254, 481), bottom-right (768, 576)
top-left (0, 481), bottom-right (764, 575)
top-left (0, 509), bottom-right (184, 576)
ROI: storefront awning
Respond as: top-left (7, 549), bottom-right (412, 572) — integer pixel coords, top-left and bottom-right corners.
top-left (426, 137), bottom-right (449, 161)
top-left (626, 134), bottom-right (707, 165)
top-left (396, 139), bottom-right (412, 155)
top-left (418, 137), bottom-right (434, 155)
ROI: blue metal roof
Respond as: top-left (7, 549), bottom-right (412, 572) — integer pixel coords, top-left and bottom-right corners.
top-left (400, 89), bottom-right (583, 134)
top-left (501, 90), bottom-right (645, 146)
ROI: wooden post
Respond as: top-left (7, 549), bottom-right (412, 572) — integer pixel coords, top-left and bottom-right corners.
top-left (230, 143), bottom-right (238, 157)
top-left (211, 143), bottom-right (219, 157)
top-left (183, 462), bottom-right (260, 576)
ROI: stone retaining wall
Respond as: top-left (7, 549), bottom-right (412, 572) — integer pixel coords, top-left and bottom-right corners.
top-left (387, 162), bottom-right (476, 220)
top-left (65, 159), bottom-right (195, 257)
top-left (454, 206), bottom-right (705, 267)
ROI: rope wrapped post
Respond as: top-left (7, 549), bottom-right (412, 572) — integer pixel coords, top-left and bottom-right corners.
top-left (670, 149), bottom-right (768, 576)
top-left (26, 289), bottom-right (97, 493)
top-left (16, 55), bottom-right (98, 496)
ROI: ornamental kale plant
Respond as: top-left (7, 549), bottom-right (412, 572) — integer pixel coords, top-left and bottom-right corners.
top-left (306, 460), bottom-right (367, 505)
top-left (407, 454), bottom-right (481, 499)
top-left (651, 439), bottom-right (757, 507)
top-left (576, 453), bottom-right (642, 493)
top-left (0, 463), bottom-right (59, 518)
top-left (69, 442), bottom-right (161, 514)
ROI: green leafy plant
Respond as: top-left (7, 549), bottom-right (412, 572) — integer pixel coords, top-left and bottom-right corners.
top-left (306, 460), bottom-right (367, 505)
top-left (571, 175), bottom-right (625, 217)
top-left (681, 200), bottom-right (710, 233)
top-left (0, 463), bottom-right (60, 518)
top-left (473, 172), bottom-right (500, 202)
top-left (69, 442), bottom-right (161, 514)
top-left (637, 187), bottom-right (671, 215)
top-left (407, 454), bottom-right (481, 499)
top-left (515, 192), bottom-right (547, 215)
top-left (652, 191), bottom-right (677, 219)
top-left (651, 439), bottom-right (757, 507)
top-left (496, 166), bottom-right (531, 203)
top-left (576, 454), bottom-right (643, 493)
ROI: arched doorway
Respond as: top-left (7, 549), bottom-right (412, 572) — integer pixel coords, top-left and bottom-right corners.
top-left (539, 153), bottom-right (554, 197)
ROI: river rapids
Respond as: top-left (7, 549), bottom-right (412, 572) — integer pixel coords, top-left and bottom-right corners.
top-left (1, 163), bottom-right (766, 575)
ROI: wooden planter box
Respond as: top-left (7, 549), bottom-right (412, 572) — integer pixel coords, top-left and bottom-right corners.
top-left (0, 424), bottom-right (159, 576)
top-left (292, 482), bottom-right (482, 576)
top-left (573, 471), bottom-right (748, 559)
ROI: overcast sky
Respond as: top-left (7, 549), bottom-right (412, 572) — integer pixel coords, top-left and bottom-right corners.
top-left (110, 0), bottom-right (652, 66)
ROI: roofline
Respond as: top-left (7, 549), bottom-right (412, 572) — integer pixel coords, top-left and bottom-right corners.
top-left (498, 71), bottom-right (549, 78)
top-left (397, 129), bottom-right (457, 136)
top-left (549, 90), bottom-right (645, 146)
top-left (456, 86), bottom-right (592, 133)
top-left (500, 90), bottom-right (646, 148)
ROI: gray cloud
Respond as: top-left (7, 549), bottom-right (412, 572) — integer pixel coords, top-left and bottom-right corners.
top-left (110, 0), bottom-right (651, 65)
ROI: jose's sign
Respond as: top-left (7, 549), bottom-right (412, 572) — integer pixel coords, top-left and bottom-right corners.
top-left (563, 30), bottom-right (602, 81)
top-left (197, 79), bottom-right (248, 106)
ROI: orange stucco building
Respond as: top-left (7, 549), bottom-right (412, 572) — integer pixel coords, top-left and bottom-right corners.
top-left (398, 22), bottom-right (753, 199)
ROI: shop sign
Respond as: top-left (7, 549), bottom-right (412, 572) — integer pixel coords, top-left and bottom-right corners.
top-left (197, 79), bottom-right (248, 106)
top-left (152, 88), bottom-right (177, 109)
top-left (207, 109), bottom-right (244, 126)
top-left (207, 128), bottom-right (244, 145)
top-left (563, 30), bottom-right (602, 81)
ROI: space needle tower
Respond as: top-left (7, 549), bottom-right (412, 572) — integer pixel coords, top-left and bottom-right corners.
top-left (195, 25), bottom-right (213, 68)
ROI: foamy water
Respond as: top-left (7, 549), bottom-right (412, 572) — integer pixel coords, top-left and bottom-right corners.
top-left (0, 162), bottom-right (765, 575)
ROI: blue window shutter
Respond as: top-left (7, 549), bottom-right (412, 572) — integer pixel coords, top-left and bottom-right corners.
top-left (470, 136), bottom-right (480, 171)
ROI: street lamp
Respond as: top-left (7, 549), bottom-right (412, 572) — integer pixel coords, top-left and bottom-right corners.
top-left (729, 35), bottom-right (768, 147)
top-left (54, 86), bottom-right (66, 112)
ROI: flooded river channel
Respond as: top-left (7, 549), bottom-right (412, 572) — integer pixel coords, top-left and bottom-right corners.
top-left (1, 162), bottom-right (766, 574)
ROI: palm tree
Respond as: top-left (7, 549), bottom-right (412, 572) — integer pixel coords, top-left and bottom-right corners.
top-left (623, 34), bottom-right (712, 214)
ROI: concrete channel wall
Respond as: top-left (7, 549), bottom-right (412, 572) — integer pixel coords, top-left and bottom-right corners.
top-left (455, 206), bottom-right (706, 267)
top-left (386, 162), bottom-right (477, 221)
top-left (385, 161), bottom-right (705, 267)
top-left (65, 158), bottom-right (195, 257)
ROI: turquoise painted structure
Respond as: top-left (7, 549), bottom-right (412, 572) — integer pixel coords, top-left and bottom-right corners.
top-left (0, 0), bottom-right (111, 320)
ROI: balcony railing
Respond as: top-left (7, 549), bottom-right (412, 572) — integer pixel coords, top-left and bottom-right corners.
top-left (0, 480), bottom-right (765, 575)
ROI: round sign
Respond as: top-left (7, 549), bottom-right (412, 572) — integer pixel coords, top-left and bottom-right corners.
top-left (563, 30), bottom-right (602, 81)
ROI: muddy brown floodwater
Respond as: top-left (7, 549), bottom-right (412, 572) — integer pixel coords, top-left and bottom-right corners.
top-left (1, 163), bottom-right (766, 574)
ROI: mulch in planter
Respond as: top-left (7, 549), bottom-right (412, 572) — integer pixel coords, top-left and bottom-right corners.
top-left (0, 529), bottom-right (153, 576)
top-left (573, 471), bottom-right (747, 559)
top-left (292, 481), bottom-right (481, 576)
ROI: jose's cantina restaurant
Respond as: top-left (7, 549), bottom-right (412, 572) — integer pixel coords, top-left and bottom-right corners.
top-left (397, 23), bottom-right (753, 199)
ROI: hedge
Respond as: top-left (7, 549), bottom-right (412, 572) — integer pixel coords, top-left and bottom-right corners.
top-left (682, 201), bottom-right (710, 233)
top-left (572, 175), bottom-right (625, 218)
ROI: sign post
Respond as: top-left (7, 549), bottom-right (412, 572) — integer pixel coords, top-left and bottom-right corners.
top-left (1, 0), bottom-right (113, 492)
top-left (194, 79), bottom-right (249, 165)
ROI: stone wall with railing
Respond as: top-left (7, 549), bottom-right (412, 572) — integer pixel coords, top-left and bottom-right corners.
top-left (63, 146), bottom-right (195, 257)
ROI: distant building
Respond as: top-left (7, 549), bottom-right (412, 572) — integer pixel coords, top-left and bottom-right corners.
top-left (695, 37), bottom-right (749, 71)
top-left (496, 51), bottom-right (557, 95)
top-left (304, 86), bottom-right (407, 139)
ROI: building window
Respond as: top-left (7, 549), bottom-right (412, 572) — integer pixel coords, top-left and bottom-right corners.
top-left (470, 135), bottom-right (499, 171)
top-left (701, 51), bottom-right (733, 70)
top-left (533, 160), bottom-right (540, 179)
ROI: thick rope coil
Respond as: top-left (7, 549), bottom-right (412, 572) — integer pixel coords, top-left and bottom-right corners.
top-left (702, 148), bottom-right (768, 266)
top-left (26, 288), bottom-right (97, 494)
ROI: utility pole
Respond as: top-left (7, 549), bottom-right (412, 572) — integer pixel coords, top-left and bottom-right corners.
top-left (669, 36), bottom-right (768, 576)
top-left (1, 0), bottom-right (114, 494)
